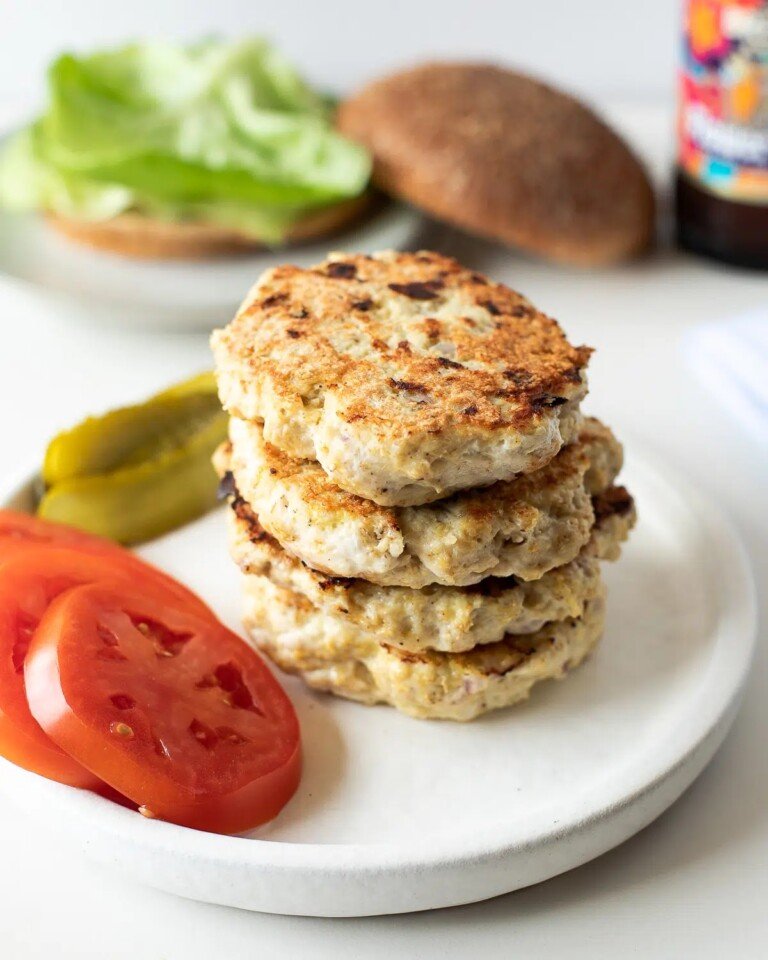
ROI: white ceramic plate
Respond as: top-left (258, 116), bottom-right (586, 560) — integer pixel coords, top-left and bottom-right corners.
top-left (0, 202), bottom-right (423, 331)
top-left (0, 447), bottom-right (756, 917)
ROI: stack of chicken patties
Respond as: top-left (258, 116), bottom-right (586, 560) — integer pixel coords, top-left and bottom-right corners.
top-left (211, 251), bottom-right (635, 721)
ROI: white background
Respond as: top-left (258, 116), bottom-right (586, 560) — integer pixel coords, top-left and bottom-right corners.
top-left (1, 3), bottom-right (767, 957)
top-left (3, 0), bottom-right (678, 105)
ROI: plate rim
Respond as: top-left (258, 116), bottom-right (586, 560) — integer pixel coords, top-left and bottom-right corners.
top-left (0, 201), bottom-right (424, 328)
top-left (0, 445), bottom-right (757, 894)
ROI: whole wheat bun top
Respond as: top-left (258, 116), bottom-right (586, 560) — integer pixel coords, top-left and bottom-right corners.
top-left (337, 63), bottom-right (655, 266)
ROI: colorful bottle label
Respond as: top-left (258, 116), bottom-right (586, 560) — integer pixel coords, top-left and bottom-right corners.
top-left (680, 0), bottom-right (768, 203)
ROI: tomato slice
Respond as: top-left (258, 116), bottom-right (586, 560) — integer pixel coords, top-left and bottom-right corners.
top-left (0, 510), bottom-right (122, 559)
top-left (0, 544), bottom-right (213, 786)
top-left (0, 552), bottom-right (114, 787)
top-left (0, 511), bottom-right (212, 617)
top-left (25, 582), bottom-right (301, 833)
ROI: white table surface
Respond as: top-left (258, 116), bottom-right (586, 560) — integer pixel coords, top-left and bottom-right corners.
top-left (0, 104), bottom-right (766, 959)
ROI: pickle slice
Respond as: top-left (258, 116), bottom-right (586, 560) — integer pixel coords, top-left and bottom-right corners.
top-left (38, 371), bottom-right (228, 544)
top-left (43, 372), bottom-right (218, 486)
top-left (38, 407), bottom-right (228, 544)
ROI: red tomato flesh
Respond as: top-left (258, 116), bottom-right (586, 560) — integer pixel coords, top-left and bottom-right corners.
top-left (25, 582), bottom-right (301, 834)
top-left (0, 550), bottom-right (116, 787)
top-left (0, 510), bottom-right (123, 559)
top-left (0, 511), bottom-right (212, 618)
top-left (0, 542), bottom-right (213, 787)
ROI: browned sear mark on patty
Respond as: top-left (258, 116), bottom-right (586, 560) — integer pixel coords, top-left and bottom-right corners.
top-left (422, 318), bottom-right (442, 340)
top-left (387, 280), bottom-right (444, 300)
top-left (530, 394), bottom-right (568, 411)
top-left (230, 497), bottom-right (269, 542)
top-left (223, 481), bottom-right (279, 547)
top-left (261, 292), bottom-right (288, 308)
top-left (389, 378), bottom-right (430, 395)
top-left (592, 486), bottom-right (633, 522)
top-left (503, 369), bottom-right (534, 386)
top-left (318, 575), bottom-right (356, 590)
top-left (326, 262), bottom-right (357, 279)
top-left (437, 356), bottom-right (464, 369)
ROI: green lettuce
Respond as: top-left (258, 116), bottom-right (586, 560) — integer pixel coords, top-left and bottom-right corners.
top-left (0, 38), bottom-right (371, 242)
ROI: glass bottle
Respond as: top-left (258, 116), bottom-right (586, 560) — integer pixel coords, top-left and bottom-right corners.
top-left (676, 0), bottom-right (768, 267)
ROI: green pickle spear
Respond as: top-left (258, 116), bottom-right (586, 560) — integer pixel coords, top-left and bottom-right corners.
top-left (38, 372), bottom-right (227, 544)
top-left (43, 372), bottom-right (219, 485)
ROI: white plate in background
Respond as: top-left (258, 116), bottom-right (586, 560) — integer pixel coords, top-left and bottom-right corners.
top-left (0, 447), bottom-right (756, 916)
top-left (0, 202), bottom-right (423, 332)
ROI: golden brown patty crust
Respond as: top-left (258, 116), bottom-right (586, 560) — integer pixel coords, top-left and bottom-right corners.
top-left (224, 478), bottom-right (635, 653)
top-left (212, 250), bottom-right (591, 505)
top-left (217, 416), bottom-right (622, 588)
top-left (337, 64), bottom-right (655, 266)
top-left (243, 580), bottom-right (607, 721)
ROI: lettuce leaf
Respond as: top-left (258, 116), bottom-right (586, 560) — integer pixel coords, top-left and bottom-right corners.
top-left (0, 127), bottom-right (135, 220)
top-left (0, 38), bottom-right (371, 241)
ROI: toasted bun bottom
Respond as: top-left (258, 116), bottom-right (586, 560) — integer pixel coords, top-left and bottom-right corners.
top-left (46, 192), bottom-right (375, 260)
